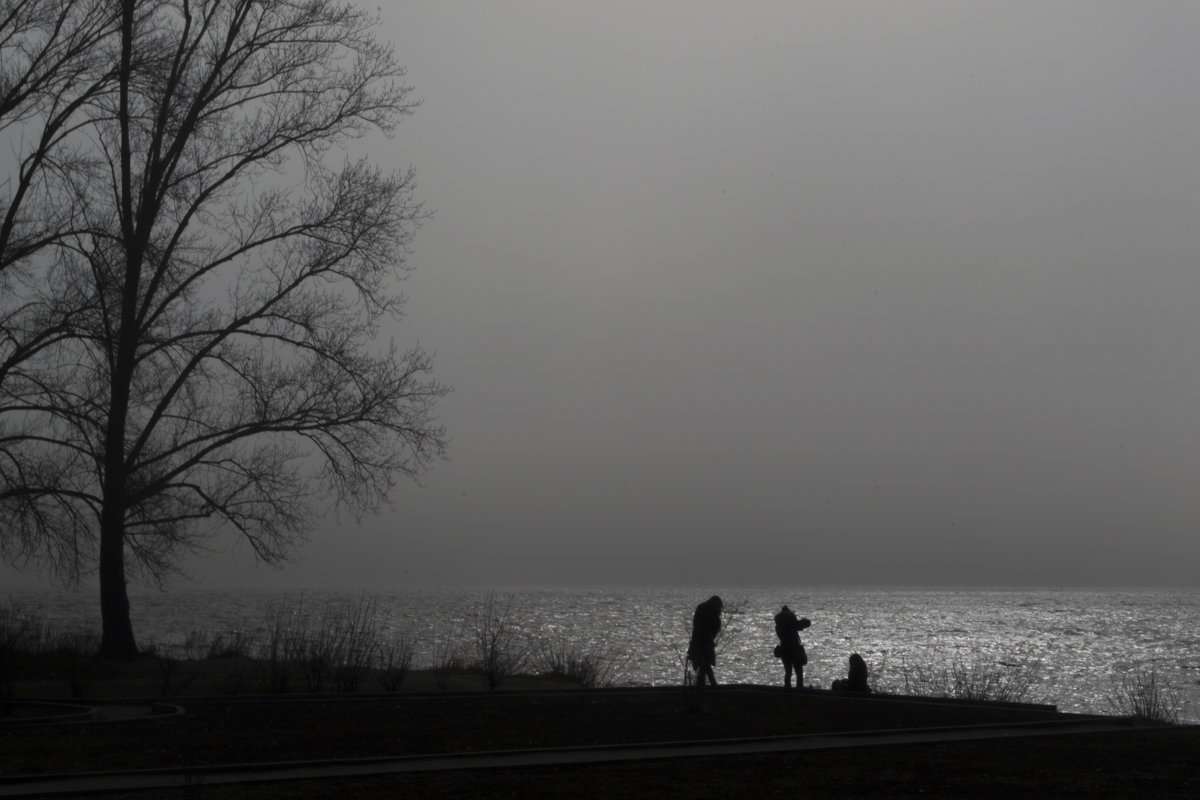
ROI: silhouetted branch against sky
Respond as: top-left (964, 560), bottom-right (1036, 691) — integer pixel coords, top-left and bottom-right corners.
top-left (1, 0), bottom-right (123, 580)
top-left (1, 0), bottom-right (448, 656)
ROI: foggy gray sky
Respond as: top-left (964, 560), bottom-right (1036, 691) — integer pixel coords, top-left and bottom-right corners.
top-left (7, 1), bottom-right (1200, 590)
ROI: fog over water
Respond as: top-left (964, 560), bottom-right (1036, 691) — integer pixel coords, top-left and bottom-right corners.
top-left (5, 2), bottom-right (1200, 591)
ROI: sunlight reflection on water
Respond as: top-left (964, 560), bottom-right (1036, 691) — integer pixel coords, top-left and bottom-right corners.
top-left (8, 585), bottom-right (1199, 722)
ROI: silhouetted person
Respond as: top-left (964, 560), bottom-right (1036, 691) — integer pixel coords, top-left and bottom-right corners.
top-left (832, 653), bottom-right (871, 693)
top-left (688, 595), bottom-right (723, 688)
top-left (773, 605), bottom-right (810, 689)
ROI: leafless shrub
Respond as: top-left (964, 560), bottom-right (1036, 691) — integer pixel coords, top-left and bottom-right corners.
top-left (472, 593), bottom-right (531, 690)
top-left (657, 628), bottom-right (692, 688)
top-left (890, 655), bottom-right (1041, 704)
top-left (144, 643), bottom-right (189, 697)
top-left (1108, 667), bottom-right (1181, 724)
top-left (0, 605), bottom-right (32, 710)
top-left (197, 628), bottom-right (258, 695)
top-left (329, 597), bottom-right (384, 693)
top-left (712, 597), bottom-right (749, 651)
top-left (177, 630), bottom-right (212, 661)
top-left (297, 623), bottom-right (332, 693)
top-left (145, 647), bottom-right (177, 695)
top-left (378, 634), bottom-right (415, 693)
top-left (51, 631), bottom-right (101, 698)
top-left (954, 658), bottom-right (1040, 703)
top-left (429, 632), bottom-right (463, 691)
top-left (256, 602), bottom-right (306, 694)
top-left (1, 605), bottom-right (92, 703)
top-left (205, 628), bottom-right (256, 660)
top-left (534, 636), bottom-right (622, 689)
top-left (253, 594), bottom-right (387, 694)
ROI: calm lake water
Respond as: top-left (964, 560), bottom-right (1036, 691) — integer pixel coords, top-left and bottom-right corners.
top-left (7, 585), bottom-right (1199, 722)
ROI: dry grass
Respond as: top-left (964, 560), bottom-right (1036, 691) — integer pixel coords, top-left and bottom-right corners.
top-left (1108, 666), bottom-right (1183, 724)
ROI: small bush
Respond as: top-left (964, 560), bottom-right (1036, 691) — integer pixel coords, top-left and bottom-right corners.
top-left (535, 637), bottom-right (621, 689)
top-left (429, 632), bottom-right (463, 691)
top-left (256, 601), bottom-right (305, 693)
top-left (251, 594), bottom-right (388, 694)
top-left (52, 631), bottom-right (102, 698)
top-left (1108, 667), bottom-right (1180, 724)
top-left (206, 628), bottom-right (256, 660)
top-left (177, 630), bottom-right (211, 661)
top-left (377, 634), bottom-right (415, 692)
top-left (472, 594), bottom-right (531, 690)
top-left (144, 644), bottom-right (196, 697)
top-left (330, 596), bottom-right (384, 693)
top-left (951, 658), bottom-right (1040, 703)
top-left (893, 655), bottom-right (1040, 704)
top-left (0, 606), bottom-right (32, 711)
top-left (2, 605), bottom-right (100, 702)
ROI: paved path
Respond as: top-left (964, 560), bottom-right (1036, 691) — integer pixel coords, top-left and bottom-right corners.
top-left (0, 717), bottom-right (1144, 797)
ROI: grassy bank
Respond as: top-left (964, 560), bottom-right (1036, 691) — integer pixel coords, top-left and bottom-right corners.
top-left (3, 596), bottom-right (1196, 799)
top-left (2, 687), bottom-right (1196, 799)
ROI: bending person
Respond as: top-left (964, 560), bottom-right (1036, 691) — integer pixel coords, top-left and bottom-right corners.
top-left (688, 595), bottom-right (723, 688)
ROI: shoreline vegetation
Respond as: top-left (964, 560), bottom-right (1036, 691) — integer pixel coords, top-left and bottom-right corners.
top-left (1, 594), bottom-right (630, 706)
top-left (0, 595), bottom-right (1187, 722)
top-left (2, 598), bottom-right (1198, 798)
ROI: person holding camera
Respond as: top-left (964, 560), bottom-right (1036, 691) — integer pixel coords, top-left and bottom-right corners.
top-left (773, 605), bottom-right (811, 689)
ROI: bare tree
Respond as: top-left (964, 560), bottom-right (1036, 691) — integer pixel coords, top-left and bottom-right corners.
top-left (1, 0), bottom-right (448, 659)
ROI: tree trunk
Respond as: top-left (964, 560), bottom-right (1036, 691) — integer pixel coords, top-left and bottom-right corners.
top-left (98, 0), bottom-right (141, 662)
top-left (98, 505), bottom-right (138, 660)
top-left (98, 358), bottom-right (139, 660)
top-left (99, 387), bottom-right (137, 660)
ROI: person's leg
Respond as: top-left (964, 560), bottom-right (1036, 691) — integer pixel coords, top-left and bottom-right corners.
top-left (783, 659), bottom-right (793, 688)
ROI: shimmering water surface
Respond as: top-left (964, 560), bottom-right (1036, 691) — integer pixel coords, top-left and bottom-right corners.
top-left (8, 585), bottom-right (1199, 722)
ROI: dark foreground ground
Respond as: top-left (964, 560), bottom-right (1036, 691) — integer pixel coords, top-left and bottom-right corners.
top-left (2, 668), bottom-right (1197, 798)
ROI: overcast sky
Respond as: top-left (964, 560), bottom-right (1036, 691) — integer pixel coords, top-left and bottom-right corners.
top-left (8, 1), bottom-right (1200, 591)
